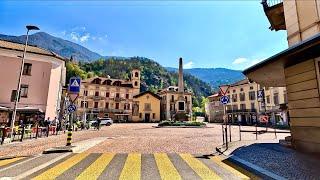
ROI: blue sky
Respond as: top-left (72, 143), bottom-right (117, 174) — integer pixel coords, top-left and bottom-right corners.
top-left (0, 1), bottom-right (288, 70)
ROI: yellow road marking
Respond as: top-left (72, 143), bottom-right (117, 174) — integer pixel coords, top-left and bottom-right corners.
top-left (154, 153), bottom-right (181, 180)
top-left (32, 153), bottom-right (89, 180)
top-left (210, 156), bottom-right (250, 179)
top-left (179, 154), bottom-right (221, 180)
top-left (0, 157), bottom-right (25, 167)
top-left (76, 153), bottom-right (115, 180)
top-left (119, 153), bottom-right (141, 180)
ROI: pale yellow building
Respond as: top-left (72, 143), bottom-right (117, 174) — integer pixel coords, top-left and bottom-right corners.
top-left (132, 91), bottom-right (161, 122)
top-left (244, 0), bottom-right (320, 152)
top-left (76, 69), bottom-right (140, 122)
top-left (205, 93), bottom-right (224, 123)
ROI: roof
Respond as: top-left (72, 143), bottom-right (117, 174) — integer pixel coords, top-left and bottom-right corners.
top-left (82, 76), bottom-right (133, 88)
top-left (133, 91), bottom-right (161, 100)
top-left (242, 33), bottom-right (320, 87)
top-left (0, 39), bottom-right (66, 61)
top-left (243, 33), bottom-right (320, 75)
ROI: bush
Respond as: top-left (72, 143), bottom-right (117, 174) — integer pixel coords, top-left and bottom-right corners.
top-left (158, 120), bottom-right (206, 127)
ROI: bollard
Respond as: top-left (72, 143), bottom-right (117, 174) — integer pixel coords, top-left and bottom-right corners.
top-left (46, 125), bottom-right (49, 137)
top-left (225, 127), bottom-right (228, 149)
top-left (20, 125), bottom-right (25, 142)
top-left (229, 124), bottom-right (232, 142)
top-left (66, 128), bottom-right (72, 146)
top-left (239, 123), bottom-right (241, 141)
top-left (255, 124), bottom-right (258, 140)
top-left (36, 124), bottom-right (39, 139)
top-left (222, 124), bottom-right (225, 145)
top-left (1, 128), bottom-right (6, 145)
top-left (274, 126), bottom-right (277, 139)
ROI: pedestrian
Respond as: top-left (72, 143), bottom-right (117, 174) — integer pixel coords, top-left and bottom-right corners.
top-left (97, 118), bottom-right (101, 130)
top-left (45, 117), bottom-right (50, 137)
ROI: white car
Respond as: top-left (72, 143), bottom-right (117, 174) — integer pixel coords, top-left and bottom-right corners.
top-left (99, 117), bottom-right (113, 126)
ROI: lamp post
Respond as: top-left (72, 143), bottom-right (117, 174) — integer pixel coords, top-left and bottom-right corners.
top-left (10, 25), bottom-right (39, 140)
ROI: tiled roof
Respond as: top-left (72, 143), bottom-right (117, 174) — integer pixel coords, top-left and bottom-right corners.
top-left (0, 39), bottom-right (65, 60)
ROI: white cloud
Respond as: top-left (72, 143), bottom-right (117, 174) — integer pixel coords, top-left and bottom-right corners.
top-left (79, 33), bottom-right (90, 42)
top-left (232, 57), bottom-right (248, 65)
top-left (184, 61), bottom-right (194, 69)
top-left (70, 32), bottom-right (79, 41)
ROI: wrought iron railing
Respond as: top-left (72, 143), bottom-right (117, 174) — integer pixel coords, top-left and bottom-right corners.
top-left (262, 0), bottom-right (283, 9)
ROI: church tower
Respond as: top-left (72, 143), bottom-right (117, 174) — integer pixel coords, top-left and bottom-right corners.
top-left (131, 69), bottom-right (140, 96)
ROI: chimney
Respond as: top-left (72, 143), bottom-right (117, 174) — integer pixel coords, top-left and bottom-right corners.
top-left (178, 57), bottom-right (184, 93)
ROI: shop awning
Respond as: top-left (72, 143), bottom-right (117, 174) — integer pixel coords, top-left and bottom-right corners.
top-left (0, 106), bottom-right (10, 111)
top-left (243, 33), bottom-right (320, 87)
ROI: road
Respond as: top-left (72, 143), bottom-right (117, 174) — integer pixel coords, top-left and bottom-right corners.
top-left (0, 123), bottom-right (286, 179)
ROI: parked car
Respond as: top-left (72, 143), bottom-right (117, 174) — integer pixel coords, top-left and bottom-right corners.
top-left (98, 117), bottom-right (113, 126)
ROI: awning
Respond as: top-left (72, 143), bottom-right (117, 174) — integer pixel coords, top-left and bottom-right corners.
top-left (243, 33), bottom-right (320, 87)
top-left (16, 106), bottom-right (44, 113)
top-left (0, 106), bottom-right (10, 111)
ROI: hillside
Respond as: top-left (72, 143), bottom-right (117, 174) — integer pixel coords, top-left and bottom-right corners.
top-left (0, 32), bottom-right (101, 61)
top-left (68, 57), bottom-right (213, 107)
top-left (166, 67), bottom-right (244, 89)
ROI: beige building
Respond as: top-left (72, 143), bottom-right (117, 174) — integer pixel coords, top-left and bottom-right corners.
top-left (132, 91), bottom-right (161, 122)
top-left (205, 93), bottom-right (224, 123)
top-left (76, 69), bottom-right (140, 122)
top-left (244, 0), bottom-right (320, 152)
top-left (220, 79), bottom-right (288, 125)
top-left (0, 40), bottom-right (66, 125)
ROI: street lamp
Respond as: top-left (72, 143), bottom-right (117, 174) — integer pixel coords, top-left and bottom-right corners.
top-left (10, 25), bottom-right (39, 139)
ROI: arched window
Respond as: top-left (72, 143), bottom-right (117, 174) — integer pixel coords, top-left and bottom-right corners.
top-left (135, 72), bottom-right (139, 77)
top-left (113, 81), bottom-right (121, 86)
top-left (134, 81), bottom-right (138, 86)
top-left (92, 78), bottom-right (101, 84)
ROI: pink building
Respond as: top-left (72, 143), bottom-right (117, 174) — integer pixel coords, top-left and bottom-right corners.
top-left (0, 40), bottom-right (66, 125)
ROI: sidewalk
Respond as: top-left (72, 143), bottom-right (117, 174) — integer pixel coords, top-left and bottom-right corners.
top-left (221, 139), bottom-right (320, 179)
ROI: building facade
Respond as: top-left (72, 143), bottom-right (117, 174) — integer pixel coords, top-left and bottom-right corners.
top-left (220, 79), bottom-right (288, 125)
top-left (0, 40), bottom-right (66, 125)
top-left (132, 91), bottom-right (161, 122)
top-left (76, 69), bottom-right (140, 122)
top-left (244, 0), bottom-right (320, 152)
top-left (205, 93), bottom-right (224, 123)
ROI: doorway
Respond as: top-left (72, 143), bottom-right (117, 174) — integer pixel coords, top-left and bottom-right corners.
top-left (145, 113), bottom-right (150, 122)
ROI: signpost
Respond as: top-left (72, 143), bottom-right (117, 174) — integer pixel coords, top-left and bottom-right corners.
top-left (219, 85), bottom-right (230, 148)
top-left (220, 96), bottom-right (230, 105)
top-left (66, 77), bottom-right (81, 146)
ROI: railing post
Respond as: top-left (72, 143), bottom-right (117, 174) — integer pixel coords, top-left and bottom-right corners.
top-left (222, 124), bottom-right (225, 145)
top-left (1, 128), bottom-right (5, 145)
top-left (255, 124), bottom-right (258, 140)
top-left (239, 123), bottom-right (241, 141)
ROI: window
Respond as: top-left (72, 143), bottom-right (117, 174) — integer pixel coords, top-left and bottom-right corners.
top-left (94, 102), bottom-right (99, 108)
top-left (153, 113), bottom-right (155, 119)
top-left (178, 101), bottom-right (185, 111)
top-left (232, 105), bottom-right (238, 110)
top-left (115, 103), bottom-right (119, 109)
top-left (240, 93), bottom-right (245, 101)
top-left (274, 93), bottom-right (279, 105)
top-left (127, 103), bottom-right (130, 110)
top-left (250, 86), bottom-right (253, 90)
top-left (240, 88), bottom-right (244, 92)
top-left (171, 95), bottom-right (174, 102)
top-left (126, 94), bottom-right (129, 99)
top-left (233, 89), bottom-right (236, 93)
top-left (20, 85), bottom-right (28, 98)
top-left (284, 91), bottom-right (288, 103)
top-left (116, 93), bottom-right (120, 98)
top-left (240, 104), bottom-right (246, 110)
top-left (232, 94), bottom-right (237, 102)
top-left (266, 95), bottom-right (270, 104)
top-left (185, 96), bottom-right (188, 102)
top-left (135, 72), bottom-right (139, 77)
top-left (105, 102), bottom-right (109, 109)
top-left (139, 113), bottom-right (142, 118)
top-left (105, 92), bottom-right (110, 97)
top-left (95, 91), bottom-right (99, 96)
top-left (144, 103), bottom-right (151, 111)
top-left (81, 101), bottom-right (88, 108)
top-left (134, 81), bottom-right (138, 86)
top-left (23, 63), bottom-right (32, 75)
top-left (84, 90), bottom-right (88, 96)
top-left (250, 103), bottom-right (255, 110)
top-left (249, 91), bottom-right (255, 100)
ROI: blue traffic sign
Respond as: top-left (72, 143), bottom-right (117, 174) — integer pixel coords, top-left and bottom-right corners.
top-left (220, 96), bottom-right (230, 105)
top-left (67, 104), bottom-right (77, 113)
top-left (69, 77), bottom-right (81, 94)
top-left (257, 89), bottom-right (265, 102)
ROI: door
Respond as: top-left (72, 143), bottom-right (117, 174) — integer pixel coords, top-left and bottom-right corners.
top-left (145, 113), bottom-right (150, 123)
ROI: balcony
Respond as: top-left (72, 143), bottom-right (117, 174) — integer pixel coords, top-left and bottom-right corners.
top-left (226, 109), bottom-right (257, 113)
top-left (262, 0), bottom-right (286, 31)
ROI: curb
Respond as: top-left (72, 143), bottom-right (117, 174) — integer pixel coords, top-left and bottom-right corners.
top-left (42, 146), bottom-right (75, 154)
top-left (0, 155), bottom-right (27, 160)
top-left (228, 155), bottom-right (286, 180)
top-left (154, 125), bottom-right (206, 128)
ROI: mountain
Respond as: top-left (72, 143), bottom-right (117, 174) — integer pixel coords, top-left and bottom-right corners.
top-left (68, 57), bottom-right (214, 107)
top-left (0, 32), bottom-right (102, 61)
top-left (166, 67), bottom-right (245, 89)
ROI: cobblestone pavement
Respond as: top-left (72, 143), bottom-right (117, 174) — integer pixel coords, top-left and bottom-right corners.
top-left (0, 123), bottom-right (289, 157)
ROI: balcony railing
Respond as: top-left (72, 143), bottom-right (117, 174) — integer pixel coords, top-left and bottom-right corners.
top-left (226, 109), bottom-right (257, 113)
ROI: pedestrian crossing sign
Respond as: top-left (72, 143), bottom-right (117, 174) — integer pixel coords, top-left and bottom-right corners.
top-left (69, 77), bottom-right (81, 94)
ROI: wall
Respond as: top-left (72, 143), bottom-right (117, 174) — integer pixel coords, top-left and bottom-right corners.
top-left (132, 93), bottom-right (161, 122)
top-left (160, 92), bottom-right (192, 120)
top-left (284, 59), bottom-right (320, 152)
top-left (284, 0), bottom-right (320, 46)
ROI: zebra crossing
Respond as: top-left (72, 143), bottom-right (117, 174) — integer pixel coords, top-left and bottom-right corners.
top-left (0, 153), bottom-right (257, 180)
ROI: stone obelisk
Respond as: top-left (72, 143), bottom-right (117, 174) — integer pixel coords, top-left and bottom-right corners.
top-left (178, 57), bottom-right (184, 93)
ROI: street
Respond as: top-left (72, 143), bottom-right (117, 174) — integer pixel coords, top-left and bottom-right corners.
top-left (0, 123), bottom-right (289, 179)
